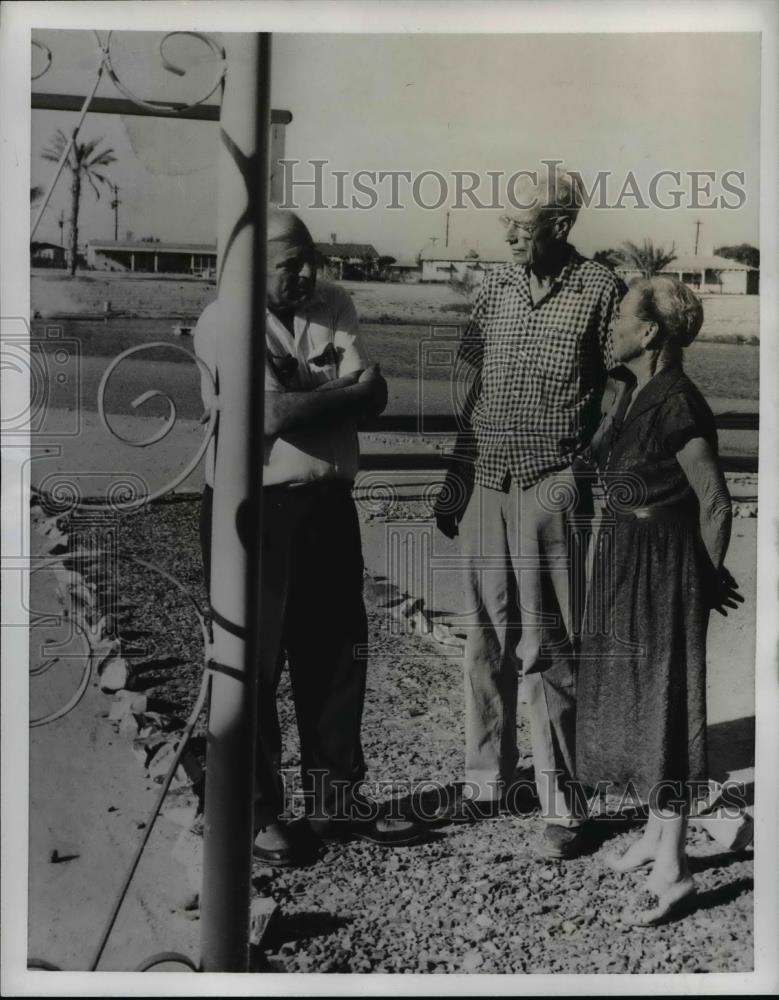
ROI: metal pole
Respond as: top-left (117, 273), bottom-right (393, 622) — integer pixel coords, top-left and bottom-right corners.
top-left (200, 33), bottom-right (270, 972)
top-left (32, 92), bottom-right (292, 124)
top-left (112, 184), bottom-right (119, 241)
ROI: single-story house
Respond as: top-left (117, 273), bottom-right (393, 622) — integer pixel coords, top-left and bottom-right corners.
top-left (30, 241), bottom-right (66, 269)
top-left (617, 253), bottom-right (759, 295)
top-left (313, 240), bottom-right (380, 281)
top-left (86, 240), bottom-right (217, 277)
top-left (419, 248), bottom-right (506, 284)
top-left (386, 260), bottom-right (423, 283)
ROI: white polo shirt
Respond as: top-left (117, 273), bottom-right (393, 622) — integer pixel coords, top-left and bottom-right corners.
top-left (194, 279), bottom-right (369, 487)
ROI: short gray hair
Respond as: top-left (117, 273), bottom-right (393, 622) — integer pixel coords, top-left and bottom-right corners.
top-left (513, 165), bottom-right (584, 223)
top-left (633, 275), bottom-right (704, 356)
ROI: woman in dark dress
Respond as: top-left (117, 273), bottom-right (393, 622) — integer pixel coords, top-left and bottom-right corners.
top-left (576, 276), bottom-right (743, 925)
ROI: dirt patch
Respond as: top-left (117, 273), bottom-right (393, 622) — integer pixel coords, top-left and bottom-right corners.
top-left (81, 497), bottom-right (754, 975)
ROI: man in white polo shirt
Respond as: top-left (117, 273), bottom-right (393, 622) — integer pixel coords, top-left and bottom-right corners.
top-left (195, 208), bottom-right (422, 864)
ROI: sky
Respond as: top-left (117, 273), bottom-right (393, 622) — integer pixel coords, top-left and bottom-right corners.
top-left (30, 29), bottom-right (760, 263)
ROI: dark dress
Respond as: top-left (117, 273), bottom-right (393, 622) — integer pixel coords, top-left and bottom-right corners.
top-left (575, 365), bottom-right (720, 803)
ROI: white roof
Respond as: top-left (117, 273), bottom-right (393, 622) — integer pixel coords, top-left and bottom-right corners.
top-left (663, 253), bottom-right (755, 271)
top-left (420, 249), bottom-right (505, 263)
top-left (88, 240), bottom-right (216, 253)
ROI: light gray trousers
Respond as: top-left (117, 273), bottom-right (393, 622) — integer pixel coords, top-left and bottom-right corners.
top-left (459, 472), bottom-right (589, 826)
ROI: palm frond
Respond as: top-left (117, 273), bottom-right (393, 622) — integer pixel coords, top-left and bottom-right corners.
top-left (76, 138), bottom-right (100, 164)
top-left (40, 129), bottom-right (68, 163)
top-left (86, 173), bottom-right (102, 201)
top-left (88, 151), bottom-right (118, 168)
top-left (618, 238), bottom-right (677, 277)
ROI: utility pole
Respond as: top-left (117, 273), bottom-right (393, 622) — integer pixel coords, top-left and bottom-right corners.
top-left (694, 219), bottom-right (702, 256)
top-left (111, 184), bottom-right (120, 241)
top-left (445, 211), bottom-right (450, 249)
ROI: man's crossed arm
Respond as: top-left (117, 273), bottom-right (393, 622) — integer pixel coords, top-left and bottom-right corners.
top-left (264, 364), bottom-right (388, 436)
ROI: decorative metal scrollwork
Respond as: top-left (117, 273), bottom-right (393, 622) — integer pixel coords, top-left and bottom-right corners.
top-left (31, 39), bottom-right (53, 81)
top-left (103, 30), bottom-right (227, 112)
top-left (31, 29), bottom-right (227, 241)
top-left (32, 30), bottom-right (227, 112)
top-left (93, 342), bottom-right (218, 511)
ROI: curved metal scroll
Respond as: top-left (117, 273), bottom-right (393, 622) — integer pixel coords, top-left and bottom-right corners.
top-left (91, 342), bottom-right (218, 511)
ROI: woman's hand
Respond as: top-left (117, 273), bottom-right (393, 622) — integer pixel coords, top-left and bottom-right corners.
top-left (710, 565), bottom-right (745, 616)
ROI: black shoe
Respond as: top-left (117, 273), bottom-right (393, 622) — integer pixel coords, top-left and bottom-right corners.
top-left (536, 824), bottom-right (586, 860)
top-left (252, 822), bottom-right (296, 867)
top-left (349, 815), bottom-right (428, 846)
top-left (441, 793), bottom-right (505, 824)
top-left (307, 814), bottom-right (428, 847)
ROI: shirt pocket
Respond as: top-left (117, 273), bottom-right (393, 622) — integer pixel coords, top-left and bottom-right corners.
top-left (267, 351), bottom-right (301, 388)
top-left (307, 339), bottom-right (339, 384)
top-left (537, 326), bottom-right (579, 385)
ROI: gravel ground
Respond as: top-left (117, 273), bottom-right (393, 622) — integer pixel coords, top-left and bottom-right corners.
top-left (89, 497), bottom-right (753, 975)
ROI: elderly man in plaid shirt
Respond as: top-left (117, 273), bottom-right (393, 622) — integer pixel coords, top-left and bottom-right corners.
top-left (437, 167), bottom-right (625, 859)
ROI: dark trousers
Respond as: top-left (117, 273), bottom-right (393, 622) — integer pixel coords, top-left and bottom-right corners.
top-left (200, 481), bottom-right (368, 825)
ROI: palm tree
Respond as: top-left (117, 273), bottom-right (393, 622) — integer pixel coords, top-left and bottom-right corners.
top-left (618, 239), bottom-right (677, 279)
top-left (593, 248), bottom-right (622, 271)
top-left (41, 129), bottom-right (117, 276)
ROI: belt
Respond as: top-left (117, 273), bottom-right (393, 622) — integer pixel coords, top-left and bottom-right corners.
top-left (204, 479), bottom-right (352, 495)
top-left (264, 479), bottom-right (352, 494)
top-left (611, 504), bottom-right (697, 524)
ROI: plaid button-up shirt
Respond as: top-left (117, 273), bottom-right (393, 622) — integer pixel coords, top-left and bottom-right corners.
top-left (456, 247), bottom-right (625, 490)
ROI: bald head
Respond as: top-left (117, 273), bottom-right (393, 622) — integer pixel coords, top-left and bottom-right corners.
top-left (267, 206), bottom-right (312, 246)
top-left (266, 206), bottom-right (317, 312)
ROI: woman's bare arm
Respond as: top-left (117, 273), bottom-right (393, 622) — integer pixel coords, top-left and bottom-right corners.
top-left (677, 435), bottom-right (744, 615)
top-left (676, 435), bottom-right (732, 570)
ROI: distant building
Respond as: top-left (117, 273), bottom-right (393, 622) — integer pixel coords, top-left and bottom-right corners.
top-left (617, 253), bottom-right (759, 295)
top-left (313, 239), bottom-right (379, 281)
top-left (86, 239), bottom-right (217, 277)
top-left (419, 248), bottom-right (506, 284)
top-left (30, 241), bottom-right (66, 269)
top-left (386, 260), bottom-right (423, 283)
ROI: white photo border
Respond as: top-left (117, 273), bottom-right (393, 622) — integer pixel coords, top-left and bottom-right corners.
top-left (2, 1), bottom-right (777, 996)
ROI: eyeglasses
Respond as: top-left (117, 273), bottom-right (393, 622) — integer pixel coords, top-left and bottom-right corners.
top-left (499, 214), bottom-right (565, 236)
top-left (499, 215), bottom-right (539, 236)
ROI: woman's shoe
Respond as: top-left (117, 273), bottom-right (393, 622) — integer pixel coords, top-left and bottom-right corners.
top-left (697, 812), bottom-right (754, 853)
top-left (603, 840), bottom-right (656, 873)
top-left (621, 877), bottom-right (697, 926)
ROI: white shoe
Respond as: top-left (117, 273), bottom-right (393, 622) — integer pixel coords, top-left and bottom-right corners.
top-left (696, 812), bottom-right (753, 852)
